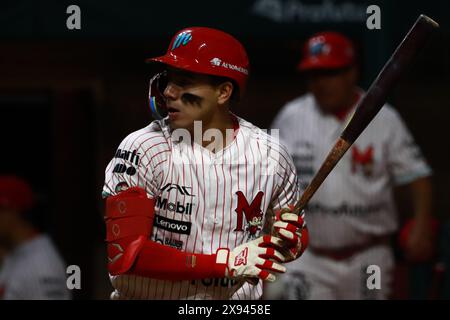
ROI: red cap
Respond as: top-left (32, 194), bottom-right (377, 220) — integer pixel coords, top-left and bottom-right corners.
top-left (146, 27), bottom-right (250, 96)
top-left (298, 32), bottom-right (355, 71)
top-left (0, 176), bottom-right (34, 212)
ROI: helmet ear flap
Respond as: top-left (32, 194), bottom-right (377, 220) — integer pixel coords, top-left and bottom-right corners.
top-left (148, 71), bottom-right (168, 120)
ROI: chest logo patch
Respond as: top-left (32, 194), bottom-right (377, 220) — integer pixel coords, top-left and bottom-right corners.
top-left (351, 145), bottom-right (374, 177)
top-left (234, 191), bottom-right (264, 239)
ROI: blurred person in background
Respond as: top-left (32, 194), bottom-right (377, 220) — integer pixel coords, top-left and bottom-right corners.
top-left (0, 175), bottom-right (71, 300)
top-left (266, 31), bottom-right (436, 299)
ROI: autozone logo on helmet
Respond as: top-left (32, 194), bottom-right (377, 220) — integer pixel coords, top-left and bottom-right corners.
top-left (154, 214), bottom-right (191, 235)
top-left (210, 57), bottom-right (248, 75)
top-left (171, 31), bottom-right (193, 51)
top-left (156, 196), bottom-right (193, 215)
top-left (210, 58), bottom-right (222, 66)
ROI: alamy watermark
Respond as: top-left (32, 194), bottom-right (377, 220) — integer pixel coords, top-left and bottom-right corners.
top-left (66, 265), bottom-right (81, 290)
top-left (366, 5), bottom-right (381, 30)
top-left (366, 264), bottom-right (381, 290)
top-left (66, 5), bottom-right (81, 30)
top-left (169, 121), bottom-right (281, 176)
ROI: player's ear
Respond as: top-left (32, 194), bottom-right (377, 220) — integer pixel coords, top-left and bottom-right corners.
top-left (216, 81), bottom-right (234, 105)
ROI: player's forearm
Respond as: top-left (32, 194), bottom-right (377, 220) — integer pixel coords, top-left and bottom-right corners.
top-left (105, 188), bottom-right (284, 282)
top-left (126, 239), bottom-right (226, 280)
top-left (105, 188), bottom-right (227, 281)
top-left (408, 176), bottom-right (433, 221)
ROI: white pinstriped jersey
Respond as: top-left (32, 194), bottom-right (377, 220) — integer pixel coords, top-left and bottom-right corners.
top-left (0, 235), bottom-right (71, 300)
top-left (272, 93), bottom-right (432, 249)
top-left (102, 114), bottom-right (300, 300)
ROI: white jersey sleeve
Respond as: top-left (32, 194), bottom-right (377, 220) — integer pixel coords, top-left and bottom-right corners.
top-left (102, 127), bottom-right (165, 199)
top-left (385, 109), bottom-right (432, 185)
top-left (270, 145), bottom-right (301, 211)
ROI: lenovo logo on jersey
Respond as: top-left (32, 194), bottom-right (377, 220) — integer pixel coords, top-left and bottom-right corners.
top-left (160, 183), bottom-right (194, 196)
top-left (154, 214), bottom-right (191, 235)
top-left (114, 149), bottom-right (140, 166)
top-left (156, 197), bottom-right (193, 215)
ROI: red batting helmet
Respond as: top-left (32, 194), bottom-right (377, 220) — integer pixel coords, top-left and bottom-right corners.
top-left (0, 176), bottom-right (34, 212)
top-left (298, 32), bottom-right (356, 71)
top-left (146, 27), bottom-right (250, 96)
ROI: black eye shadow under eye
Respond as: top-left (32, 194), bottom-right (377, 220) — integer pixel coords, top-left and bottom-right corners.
top-left (181, 93), bottom-right (202, 105)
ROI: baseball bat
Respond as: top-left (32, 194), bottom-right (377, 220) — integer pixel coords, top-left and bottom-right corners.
top-left (293, 14), bottom-right (439, 215)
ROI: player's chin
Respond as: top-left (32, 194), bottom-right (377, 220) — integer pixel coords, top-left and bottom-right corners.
top-left (169, 117), bottom-right (194, 132)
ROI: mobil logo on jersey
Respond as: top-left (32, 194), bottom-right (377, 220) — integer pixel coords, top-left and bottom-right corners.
top-left (234, 191), bottom-right (264, 239)
top-left (351, 145), bottom-right (374, 177)
top-left (157, 184), bottom-right (195, 215)
top-left (156, 196), bottom-right (194, 215)
top-left (154, 214), bottom-right (192, 235)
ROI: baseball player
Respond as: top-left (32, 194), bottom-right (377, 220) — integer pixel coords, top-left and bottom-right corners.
top-left (0, 176), bottom-right (71, 300)
top-left (266, 32), bottom-right (434, 299)
top-left (102, 27), bottom-right (309, 300)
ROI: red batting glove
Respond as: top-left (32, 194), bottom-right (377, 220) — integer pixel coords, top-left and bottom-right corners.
top-left (216, 235), bottom-right (287, 282)
top-left (273, 206), bottom-right (309, 262)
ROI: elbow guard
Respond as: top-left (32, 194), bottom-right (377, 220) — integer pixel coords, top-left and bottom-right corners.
top-left (104, 187), bottom-right (155, 275)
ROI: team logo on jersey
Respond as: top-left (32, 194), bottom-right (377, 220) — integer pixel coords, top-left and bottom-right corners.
top-left (160, 183), bottom-right (194, 196)
top-left (351, 145), bottom-right (374, 177)
top-left (234, 191), bottom-right (264, 239)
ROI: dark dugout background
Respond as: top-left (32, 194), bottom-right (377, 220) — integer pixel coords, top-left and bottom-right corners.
top-left (0, 0), bottom-right (449, 299)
